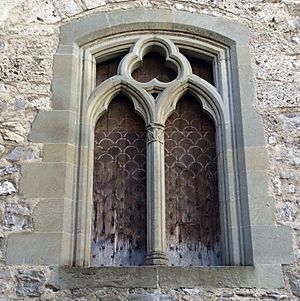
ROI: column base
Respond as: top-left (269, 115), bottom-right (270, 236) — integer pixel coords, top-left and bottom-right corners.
top-left (145, 251), bottom-right (168, 265)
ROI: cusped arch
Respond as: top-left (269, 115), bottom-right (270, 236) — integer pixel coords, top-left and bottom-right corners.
top-left (156, 75), bottom-right (225, 127)
top-left (86, 75), bottom-right (155, 126)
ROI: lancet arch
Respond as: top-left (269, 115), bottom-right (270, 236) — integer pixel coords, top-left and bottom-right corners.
top-left (86, 76), bottom-right (155, 127)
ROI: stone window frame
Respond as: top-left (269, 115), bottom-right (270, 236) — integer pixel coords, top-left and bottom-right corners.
top-left (7, 8), bottom-right (293, 288)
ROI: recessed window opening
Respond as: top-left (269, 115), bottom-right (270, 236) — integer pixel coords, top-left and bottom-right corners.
top-left (92, 95), bottom-right (147, 266)
top-left (165, 93), bottom-right (220, 266)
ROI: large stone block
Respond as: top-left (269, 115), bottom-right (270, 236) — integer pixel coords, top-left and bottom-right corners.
top-left (107, 8), bottom-right (174, 31)
top-left (247, 225), bottom-right (294, 265)
top-left (43, 143), bottom-right (76, 163)
top-left (52, 49), bottom-right (79, 110)
top-left (60, 12), bottom-right (109, 46)
top-left (20, 162), bottom-right (74, 199)
top-left (48, 265), bottom-right (285, 289)
top-left (6, 233), bottom-right (72, 265)
top-left (29, 110), bottom-right (76, 144)
top-left (49, 267), bottom-right (158, 290)
top-left (240, 170), bottom-right (275, 226)
top-left (33, 198), bottom-right (73, 233)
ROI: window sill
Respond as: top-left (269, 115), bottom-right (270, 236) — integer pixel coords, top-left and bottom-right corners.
top-left (49, 265), bottom-right (284, 290)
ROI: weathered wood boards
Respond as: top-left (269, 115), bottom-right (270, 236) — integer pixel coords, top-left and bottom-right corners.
top-left (93, 52), bottom-right (219, 266)
top-left (92, 96), bottom-right (147, 266)
top-left (165, 94), bottom-right (220, 266)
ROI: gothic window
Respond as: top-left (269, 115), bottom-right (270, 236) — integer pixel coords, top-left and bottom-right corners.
top-left (91, 38), bottom-right (222, 266)
top-left (16, 11), bottom-right (292, 288)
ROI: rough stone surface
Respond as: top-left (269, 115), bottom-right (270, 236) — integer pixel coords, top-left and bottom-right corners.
top-left (0, 0), bottom-right (299, 300)
top-left (0, 181), bottom-right (16, 195)
top-left (6, 146), bottom-right (40, 162)
top-left (16, 269), bottom-right (46, 297)
top-left (0, 165), bottom-right (18, 177)
top-left (5, 202), bottom-right (31, 231)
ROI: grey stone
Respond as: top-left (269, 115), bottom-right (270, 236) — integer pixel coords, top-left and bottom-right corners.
top-left (43, 143), bottom-right (75, 163)
top-left (222, 292), bottom-right (234, 298)
top-left (279, 113), bottom-right (300, 131)
top-left (182, 288), bottom-right (199, 295)
top-left (6, 232), bottom-right (72, 265)
top-left (20, 162), bottom-right (73, 199)
top-left (49, 265), bottom-right (286, 289)
top-left (129, 293), bottom-right (175, 301)
top-left (0, 269), bottom-right (12, 295)
top-left (0, 165), bottom-right (18, 176)
top-left (173, 10), bottom-right (249, 46)
top-left (6, 146), bottom-right (40, 162)
top-left (248, 225), bottom-right (294, 265)
top-left (290, 278), bottom-right (300, 297)
top-left (33, 198), bottom-right (73, 233)
top-left (15, 97), bottom-right (26, 110)
top-left (281, 202), bottom-right (293, 221)
top-left (29, 110), bottom-right (76, 144)
top-left (0, 145), bottom-right (5, 157)
top-left (60, 11), bottom-right (109, 46)
top-left (5, 203), bottom-right (31, 231)
top-left (0, 181), bottom-right (16, 195)
top-left (49, 267), bottom-right (158, 290)
top-left (52, 51), bottom-right (79, 110)
top-left (16, 269), bottom-right (46, 297)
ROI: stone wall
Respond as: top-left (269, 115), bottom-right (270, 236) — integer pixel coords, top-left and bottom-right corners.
top-left (0, 0), bottom-right (299, 300)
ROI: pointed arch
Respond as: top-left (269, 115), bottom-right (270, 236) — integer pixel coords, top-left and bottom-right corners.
top-left (156, 75), bottom-right (225, 126)
top-left (86, 75), bottom-right (155, 126)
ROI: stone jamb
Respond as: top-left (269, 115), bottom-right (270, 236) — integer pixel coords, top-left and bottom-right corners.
top-left (6, 8), bottom-right (294, 288)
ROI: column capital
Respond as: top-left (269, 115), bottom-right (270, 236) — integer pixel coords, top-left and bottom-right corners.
top-left (146, 123), bottom-right (165, 144)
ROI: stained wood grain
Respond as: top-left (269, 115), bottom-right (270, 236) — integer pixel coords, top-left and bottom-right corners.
top-left (165, 93), bottom-right (220, 266)
top-left (96, 56), bottom-right (123, 86)
top-left (92, 96), bottom-right (147, 266)
top-left (185, 55), bottom-right (214, 85)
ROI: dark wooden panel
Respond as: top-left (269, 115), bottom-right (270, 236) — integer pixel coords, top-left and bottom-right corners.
top-left (165, 93), bottom-right (220, 266)
top-left (92, 95), bottom-right (147, 266)
top-left (96, 56), bottom-right (123, 86)
top-left (132, 52), bottom-right (177, 83)
top-left (185, 55), bottom-right (214, 85)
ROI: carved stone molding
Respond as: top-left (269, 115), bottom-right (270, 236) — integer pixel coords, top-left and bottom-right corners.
top-left (146, 123), bottom-right (165, 144)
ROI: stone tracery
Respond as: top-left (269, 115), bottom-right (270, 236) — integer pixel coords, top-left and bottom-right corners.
top-left (91, 36), bottom-right (223, 266)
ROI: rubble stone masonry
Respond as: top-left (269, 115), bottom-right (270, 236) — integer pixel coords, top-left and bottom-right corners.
top-left (0, 0), bottom-right (299, 300)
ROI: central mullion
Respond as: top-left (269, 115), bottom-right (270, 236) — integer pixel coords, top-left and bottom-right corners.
top-left (145, 123), bottom-right (168, 265)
